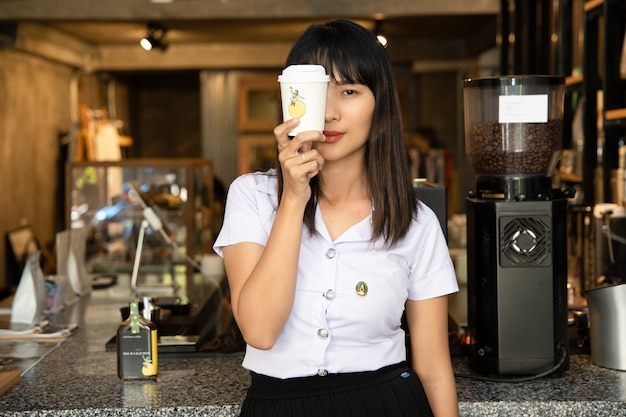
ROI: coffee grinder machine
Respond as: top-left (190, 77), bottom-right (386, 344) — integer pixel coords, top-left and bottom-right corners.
top-left (463, 76), bottom-right (571, 375)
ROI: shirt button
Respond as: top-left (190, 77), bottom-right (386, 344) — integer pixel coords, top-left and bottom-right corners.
top-left (317, 369), bottom-right (328, 376)
top-left (325, 248), bottom-right (336, 259)
top-left (323, 289), bottom-right (335, 300)
top-left (317, 329), bottom-right (329, 339)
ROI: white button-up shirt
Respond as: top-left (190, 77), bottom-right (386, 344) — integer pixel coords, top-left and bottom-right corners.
top-left (214, 170), bottom-right (458, 379)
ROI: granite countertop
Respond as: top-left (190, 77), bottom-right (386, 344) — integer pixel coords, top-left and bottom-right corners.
top-left (1, 277), bottom-right (625, 417)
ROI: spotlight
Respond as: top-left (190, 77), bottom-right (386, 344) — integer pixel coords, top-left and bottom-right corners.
top-left (140, 23), bottom-right (168, 52)
top-left (374, 19), bottom-right (388, 48)
top-left (376, 34), bottom-right (388, 48)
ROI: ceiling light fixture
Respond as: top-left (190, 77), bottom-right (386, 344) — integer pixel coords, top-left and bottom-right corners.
top-left (140, 23), bottom-right (168, 52)
top-left (374, 19), bottom-right (388, 48)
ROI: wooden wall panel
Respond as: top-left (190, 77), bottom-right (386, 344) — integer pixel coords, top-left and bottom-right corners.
top-left (0, 49), bottom-right (72, 291)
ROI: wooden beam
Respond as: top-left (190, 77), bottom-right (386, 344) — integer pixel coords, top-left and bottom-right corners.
top-left (94, 42), bottom-right (293, 71)
top-left (15, 23), bottom-right (97, 69)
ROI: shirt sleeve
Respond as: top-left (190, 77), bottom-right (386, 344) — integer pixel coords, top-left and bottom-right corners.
top-left (407, 203), bottom-right (459, 300)
top-left (213, 174), bottom-right (273, 257)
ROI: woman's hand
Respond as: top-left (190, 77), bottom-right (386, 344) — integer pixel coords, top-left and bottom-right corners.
top-left (274, 118), bottom-right (325, 203)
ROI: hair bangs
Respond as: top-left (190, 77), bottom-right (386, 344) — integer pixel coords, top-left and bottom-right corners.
top-left (285, 21), bottom-right (378, 89)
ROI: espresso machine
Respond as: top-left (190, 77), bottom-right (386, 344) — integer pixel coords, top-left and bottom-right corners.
top-left (464, 76), bottom-right (571, 375)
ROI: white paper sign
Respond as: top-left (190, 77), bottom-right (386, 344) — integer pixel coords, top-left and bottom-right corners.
top-left (11, 251), bottom-right (47, 325)
top-left (56, 231), bottom-right (77, 306)
top-left (499, 94), bottom-right (548, 123)
top-left (58, 228), bottom-right (91, 296)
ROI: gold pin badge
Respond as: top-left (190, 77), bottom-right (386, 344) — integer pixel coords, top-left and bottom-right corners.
top-left (356, 281), bottom-right (368, 297)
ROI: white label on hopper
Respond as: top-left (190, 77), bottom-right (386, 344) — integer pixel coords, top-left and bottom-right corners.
top-left (498, 94), bottom-right (548, 123)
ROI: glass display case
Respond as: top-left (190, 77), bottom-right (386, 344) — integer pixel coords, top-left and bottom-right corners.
top-left (65, 159), bottom-right (216, 306)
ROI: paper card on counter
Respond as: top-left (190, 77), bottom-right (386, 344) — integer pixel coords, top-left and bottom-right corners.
top-left (59, 228), bottom-right (91, 296)
top-left (10, 252), bottom-right (46, 326)
top-left (55, 231), bottom-right (77, 306)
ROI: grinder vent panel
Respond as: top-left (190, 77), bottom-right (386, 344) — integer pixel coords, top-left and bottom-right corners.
top-left (500, 216), bottom-right (551, 267)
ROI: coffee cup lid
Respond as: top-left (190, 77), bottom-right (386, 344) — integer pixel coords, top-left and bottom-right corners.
top-left (278, 65), bottom-right (330, 83)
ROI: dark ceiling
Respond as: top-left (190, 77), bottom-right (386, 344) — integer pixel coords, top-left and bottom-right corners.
top-left (44, 14), bottom-right (498, 61)
top-left (47, 15), bottom-right (496, 44)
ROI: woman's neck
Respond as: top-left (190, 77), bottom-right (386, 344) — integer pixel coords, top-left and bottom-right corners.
top-left (318, 162), bottom-right (369, 205)
top-left (317, 164), bottom-right (372, 241)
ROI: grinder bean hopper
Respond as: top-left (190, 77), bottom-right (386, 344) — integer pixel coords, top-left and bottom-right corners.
top-left (464, 76), bottom-right (564, 201)
top-left (463, 76), bottom-right (572, 376)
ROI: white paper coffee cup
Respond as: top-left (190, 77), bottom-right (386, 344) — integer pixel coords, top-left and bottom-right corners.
top-left (278, 65), bottom-right (330, 136)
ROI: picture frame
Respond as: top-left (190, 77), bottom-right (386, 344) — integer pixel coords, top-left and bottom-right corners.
top-left (237, 75), bottom-right (281, 132)
top-left (238, 134), bottom-right (276, 175)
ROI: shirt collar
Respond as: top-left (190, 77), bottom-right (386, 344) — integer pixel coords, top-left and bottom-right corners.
top-left (314, 204), bottom-right (373, 244)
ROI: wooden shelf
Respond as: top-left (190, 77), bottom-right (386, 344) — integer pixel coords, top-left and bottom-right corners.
top-left (606, 108), bottom-right (626, 121)
top-left (584, 0), bottom-right (604, 12)
top-left (565, 74), bottom-right (583, 87)
top-left (560, 173), bottom-right (583, 184)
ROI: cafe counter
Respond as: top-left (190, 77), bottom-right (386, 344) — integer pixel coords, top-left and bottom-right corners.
top-left (1, 278), bottom-right (625, 417)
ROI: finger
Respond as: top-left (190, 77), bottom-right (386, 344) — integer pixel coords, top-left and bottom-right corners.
top-left (300, 150), bottom-right (324, 175)
top-left (274, 119), bottom-right (300, 149)
top-left (285, 150), bottom-right (306, 166)
top-left (291, 130), bottom-right (325, 154)
top-left (306, 156), bottom-right (324, 179)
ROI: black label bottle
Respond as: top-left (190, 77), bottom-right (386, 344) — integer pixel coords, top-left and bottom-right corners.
top-left (117, 301), bottom-right (158, 380)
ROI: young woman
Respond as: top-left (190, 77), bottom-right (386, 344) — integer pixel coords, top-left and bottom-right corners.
top-left (214, 18), bottom-right (459, 417)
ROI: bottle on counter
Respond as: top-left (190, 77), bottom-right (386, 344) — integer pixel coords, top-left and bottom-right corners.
top-left (117, 300), bottom-right (158, 380)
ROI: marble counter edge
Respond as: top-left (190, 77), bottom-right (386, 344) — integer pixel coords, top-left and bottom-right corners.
top-left (460, 400), bottom-right (626, 415)
top-left (2, 400), bottom-right (626, 417)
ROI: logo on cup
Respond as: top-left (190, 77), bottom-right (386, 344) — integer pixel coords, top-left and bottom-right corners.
top-left (288, 86), bottom-right (306, 118)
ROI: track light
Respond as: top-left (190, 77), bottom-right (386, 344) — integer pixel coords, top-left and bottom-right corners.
top-left (374, 20), bottom-right (388, 48)
top-left (376, 33), bottom-right (388, 48)
top-left (140, 23), bottom-right (168, 52)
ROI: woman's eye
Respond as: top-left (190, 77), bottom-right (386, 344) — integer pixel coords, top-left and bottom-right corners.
top-left (342, 89), bottom-right (356, 96)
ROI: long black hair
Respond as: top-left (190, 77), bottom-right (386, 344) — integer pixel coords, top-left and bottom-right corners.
top-left (277, 18), bottom-right (417, 246)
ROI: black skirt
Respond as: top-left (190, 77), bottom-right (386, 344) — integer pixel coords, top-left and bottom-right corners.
top-left (239, 362), bottom-right (434, 417)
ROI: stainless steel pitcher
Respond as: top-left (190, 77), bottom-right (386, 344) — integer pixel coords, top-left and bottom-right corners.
top-left (586, 283), bottom-right (626, 371)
